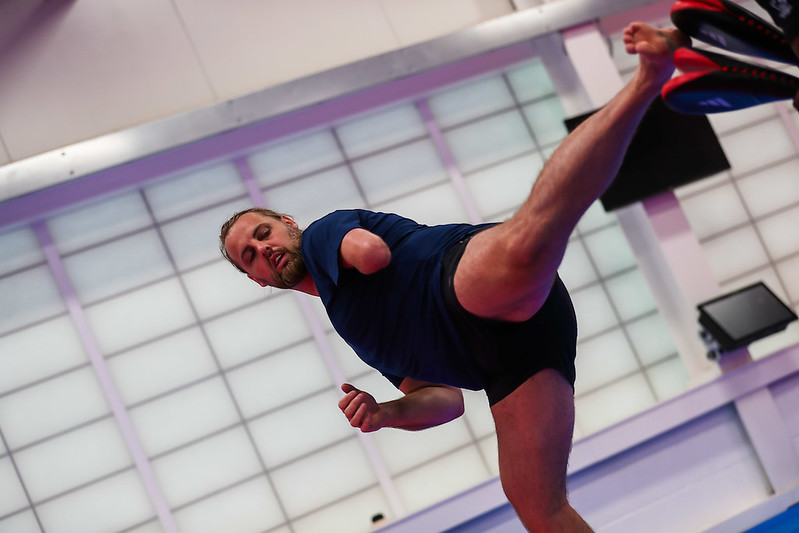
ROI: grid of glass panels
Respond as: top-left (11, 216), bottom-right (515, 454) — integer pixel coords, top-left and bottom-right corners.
top-left (0, 51), bottom-right (688, 532)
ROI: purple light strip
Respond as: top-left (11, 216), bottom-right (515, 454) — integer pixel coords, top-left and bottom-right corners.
top-left (235, 157), bottom-right (407, 517)
top-left (33, 222), bottom-right (178, 533)
top-left (416, 99), bottom-right (482, 224)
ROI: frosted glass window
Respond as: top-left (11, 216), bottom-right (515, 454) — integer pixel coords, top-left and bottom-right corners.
top-left (464, 153), bottom-right (542, 219)
top-left (375, 182), bottom-right (469, 226)
top-left (152, 428), bottom-right (262, 508)
top-left (445, 111), bottom-right (536, 173)
top-left (0, 227), bottom-right (44, 276)
top-left (507, 60), bottom-right (557, 102)
top-left (0, 457), bottom-right (28, 516)
top-left (107, 328), bottom-right (218, 405)
top-left (144, 163), bottom-right (246, 221)
top-left (263, 166), bottom-right (365, 229)
top-left (559, 239), bottom-right (597, 290)
top-left (0, 367), bottom-right (110, 450)
top-left (63, 229), bottom-right (174, 304)
top-left (130, 378), bottom-right (240, 456)
top-left (84, 279), bottom-right (196, 355)
top-left (582, 224), bottom-right (637, 278)
top-left (574, 329), bottom-right (640, 393)
top-left (737, 159), bottom-right (799, 217)
top-left (292, 487), bottom-right (390, 533)
top-left (679, 184), bottom-right (750, 239)
top-left (393, 446), bottom-right (488, 513)
top-left (570, 285), bottom-right (617, 339)
top-left (576, 201), bottom-right (615, 234)
top-left (702, 226), bottom-right (770, 282)
top-left (14, 418), bottom-right (132, 502)
top-left (758, 206), bottom-right (799, 259)
top-left (181, 260), bottom-right (266, 320)
top-left (647, 356), bottom-right (689, 401)
top-left (249, 131), bottom-right (344, 188)
top-left (427, 76), bottom-right (515, 129)
top-left (462, 389), bottom-right (495, 439)
top-left (0, 315), bottom-right (87, 395)
top-left (173, 476), bottom-right (285, 533)
top-left (373, 417), bottom-right (474, 475)
top-left (204, 293), bottom-right (312, 368)
top-left (159, 198), bottom-right (253, 271)
top-left (122, 521), bottom-right (163, 533)
top-left (351, 139), bottom-right (448, 205)
top-left (0, 266), bottom-right (66, 336)
top-left (605, 270), bottom-right (657, 322)
top-left (574, 374), bottom-right (656, 435)
top-left (226, 340), bottom-right (333, 417)
top-left (270, 439), bottom-right (377, 518)
top-left (625, 314), bottom-right (678, 366)
top-left (248, 389), bottom-right (351, 468)
top-left (36, 470), bottom-right (154, 533)
top-left (47, 192), bottom-right (152, 254)
top-left (719, 119), bottom-right (796, 175)
top-left (522, 96), bottom-right (568, 147)
top-left (336, 104), bottom-right (427, 158)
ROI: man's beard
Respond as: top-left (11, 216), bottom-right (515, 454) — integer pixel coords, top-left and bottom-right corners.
top-left (272, 226), bottom-right (306, 289)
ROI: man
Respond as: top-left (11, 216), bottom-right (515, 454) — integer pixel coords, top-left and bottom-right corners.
top-left (220, 22), bottom-right (686, 532)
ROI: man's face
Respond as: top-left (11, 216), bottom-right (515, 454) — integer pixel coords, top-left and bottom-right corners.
top-left (224, 212), bottom-right (306, 289)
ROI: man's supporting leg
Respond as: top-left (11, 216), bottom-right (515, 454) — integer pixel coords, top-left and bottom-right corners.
top-left (491, 369), bottom-right (592, 532)
top-left (454, 24), bottom-right (688, 322)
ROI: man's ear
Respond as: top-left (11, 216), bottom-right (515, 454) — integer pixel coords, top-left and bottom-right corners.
top-left (280, 215), bottom-right (298, 228)
top-left (247, 275), bottom-right (268, 287)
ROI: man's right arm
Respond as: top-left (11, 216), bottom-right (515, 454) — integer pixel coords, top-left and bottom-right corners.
top-left (339, 228), bottom-right (391, 274)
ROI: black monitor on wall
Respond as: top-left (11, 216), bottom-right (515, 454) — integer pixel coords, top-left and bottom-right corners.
top-left (564, 97), bottom-right (731, 212)
top-left (698, 282), bottom-right (798, 353)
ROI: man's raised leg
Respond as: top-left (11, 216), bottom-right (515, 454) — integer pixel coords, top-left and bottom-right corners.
top-left (453, 24), bottom-right (690, 322)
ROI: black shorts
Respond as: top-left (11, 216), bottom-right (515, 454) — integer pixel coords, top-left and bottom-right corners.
top-left (441, 233), bottom-right (578, 406)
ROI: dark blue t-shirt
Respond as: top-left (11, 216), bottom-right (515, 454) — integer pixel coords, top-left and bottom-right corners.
top-left (301, 210), bottom-right (493, 390)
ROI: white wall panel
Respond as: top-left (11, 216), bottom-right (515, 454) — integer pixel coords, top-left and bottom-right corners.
top-left (462, 389), bottom-right (494, 440)
top-left (507, 59), bottom-right (558, 102)
top-left (647, 356), bottom-right (689, 401)
top-left (625, 314), bottom-right (677, 366)
top-left (521, 96), bottom-right (568, 146)
top-left (144, 163), bottom-right (247, 222)
top-left (106, 328), bottom-right (218, 406)
top-left (151, 428), bottom-right (264, 508)
top-left (702, 226), bottom-right (770, 282)
top-left (0, 266), bottom-right (66, 336)
top-left (0, 510), bottom-right (40, 533)
top-left (129, 378), bottom-right (240, 457)
top-left (292, 486), bottom-right (391, 533)
top-left (46, 192), bottom-right (152, 255)
top-left (737, 159), bottom-right (799, 218)
top-left (463, 153), bottom-right (541, 219)
top-left (394, 446), bottom-right (489, 513)
top-left (0, 456), bottom-right (28, 517)
top-left (570, 285), bottom-right (617, 338)
top-left (757, 206), bottom-right (799, 260)
top-left (428, 77), bottom-right (515, 129)
top-left (605, 270), bottom-right (657, 321)
top-left (248, 390), bottom-right (351, 469)
top-left (375, 182), bottom-right (470, 226)
top-left (226, 341), bottom-right (333, 417)
top-left (373, 418), bottom-right (475, 475)
top-left (203, 294), bottom-right (312, 369)
top-left (574, 374), bottom-right (655, 434)
top-left (582, 225), bottom-right (637, 277)
top-left (574, 329), bottom-right (640, 393)
top-left (718, 119), bottom-right (796, 175)
top-left (779, 254), bottom-right (799, 302)
top-left (36, 470), bottom-right (155, 533)
top-left (83, 279), bottom-right (197, 355)
top-left (14, 418), bottom-right (132, 503)
top-left (0, 226), bottom-right (44, 275)
top-left (172, 476), bottom-right (285, 533)
top-left (336, 104), bottom-right (427, 158)
top-left (559, 239), bottom-right (596, 290)
top-left (679, 184), bottom-right (751, 240)
top-left (444, 111), bottom-right (536, 173)
top-left (0, 368), bottom-right (110, 450)
top-left (0, 0), bottom-right (213, 160)
top-left (0, 316), bottom-right (87, 395)
top-left (181, 260), bottom-right (267, 320)
top-left (270, 439), bottom-right (378, 518)
top-left (249, 131), bottom-right (344, 188)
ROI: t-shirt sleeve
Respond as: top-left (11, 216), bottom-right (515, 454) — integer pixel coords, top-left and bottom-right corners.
top-left (301, 210), bottom-right (362, 293)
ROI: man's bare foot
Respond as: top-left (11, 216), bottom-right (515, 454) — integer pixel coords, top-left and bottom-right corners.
top-left (623, 22), bottom-right (692, 88)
